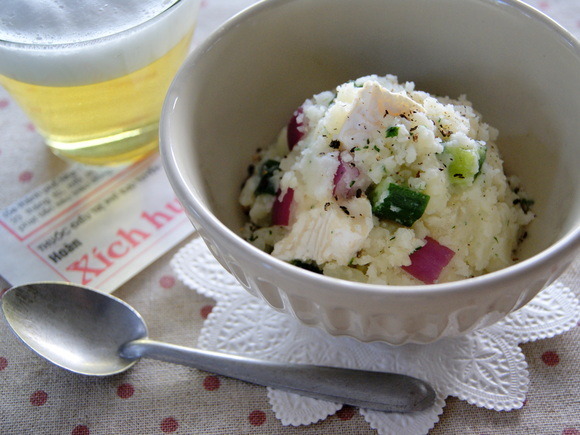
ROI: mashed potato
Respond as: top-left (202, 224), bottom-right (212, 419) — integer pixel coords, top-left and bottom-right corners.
top-left (239, 75), bottom-right (534, 285)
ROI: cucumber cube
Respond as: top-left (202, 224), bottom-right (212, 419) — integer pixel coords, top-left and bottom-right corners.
top-left (441, 142), bottom-right (487, 186)
top-left (370, 181), bottom-right (430, 227)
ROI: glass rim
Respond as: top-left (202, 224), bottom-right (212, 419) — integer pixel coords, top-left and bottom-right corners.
top-left (0, 0), bottom-right (195, 50)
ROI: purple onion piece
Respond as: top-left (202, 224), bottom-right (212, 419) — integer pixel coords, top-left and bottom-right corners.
top-left (333, 156), bottom-right (370, 199)
top-left (287, 107), bottom-right (305, 150)
top-left (402, 237), bottom-right (455, 284)
top-left (272, 188), bottom-right (294, 226)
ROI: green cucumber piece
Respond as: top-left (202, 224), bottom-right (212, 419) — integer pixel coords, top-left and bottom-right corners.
top-left (476, 143), bottom-right (487, 175)
top-left (370, 181), bottom-right (430, 227)
top-left (441, 142), bottom-right (486, 186)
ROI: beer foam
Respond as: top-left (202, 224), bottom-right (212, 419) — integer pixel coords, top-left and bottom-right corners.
top-left (0, 0), bottom-right (199, 86)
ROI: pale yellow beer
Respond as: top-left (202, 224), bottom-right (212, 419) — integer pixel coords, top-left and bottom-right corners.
top-left (0, 0), bottom-right (200, 165)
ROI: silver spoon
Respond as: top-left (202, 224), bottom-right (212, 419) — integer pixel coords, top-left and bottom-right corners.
top-left (1, 281), bottom-right (435, 412)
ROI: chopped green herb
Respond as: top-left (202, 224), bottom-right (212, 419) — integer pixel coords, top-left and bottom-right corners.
top-left (254, 160), bottom-right (280, 195)
top-left (513, 198), bottom-right (534, 213)
top-left (373, 145), bottom-right (380, 152)
top-left (386, 126), bottom-right (399, 138)
top-left (290, 259), bottom-right (323, 274)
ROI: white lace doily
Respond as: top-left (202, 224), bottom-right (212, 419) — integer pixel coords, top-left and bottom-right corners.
top-left (171, 237), bottom-right (580, 435)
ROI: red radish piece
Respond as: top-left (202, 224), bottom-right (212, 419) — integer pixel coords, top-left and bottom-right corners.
top-left (287, 107), bottom-right (305, 150)
top-left (402, 237), bottom-right (455, 284)
top-left (272, 188), bottom-right (294, 226)
top-left (333, 156), bottom-right (371, 199)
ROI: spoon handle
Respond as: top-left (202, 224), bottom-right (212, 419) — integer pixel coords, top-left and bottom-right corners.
top-left (120, 338), bottom-right (434, 412)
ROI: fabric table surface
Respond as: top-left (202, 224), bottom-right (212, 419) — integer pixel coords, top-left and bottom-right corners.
top-left (1, 0), bottom-right (579, 434)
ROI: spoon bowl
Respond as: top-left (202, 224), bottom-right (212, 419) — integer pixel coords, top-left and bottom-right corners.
top-left (2, 281), bottom-right (436, 412)
top-left (2, 281), bottom-right (146, 376)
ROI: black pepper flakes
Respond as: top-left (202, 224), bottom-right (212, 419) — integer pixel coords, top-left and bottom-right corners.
top-left (329, 140), bottom-right (341, 149)
top-left (339, 206), bottom-right (350, 215)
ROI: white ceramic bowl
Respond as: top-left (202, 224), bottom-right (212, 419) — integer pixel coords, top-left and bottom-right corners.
top-left (160, 0), bottom-right (580, 344)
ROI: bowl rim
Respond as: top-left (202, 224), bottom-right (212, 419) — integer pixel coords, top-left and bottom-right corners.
top-left (160, 0), bottom-right (580, 299)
